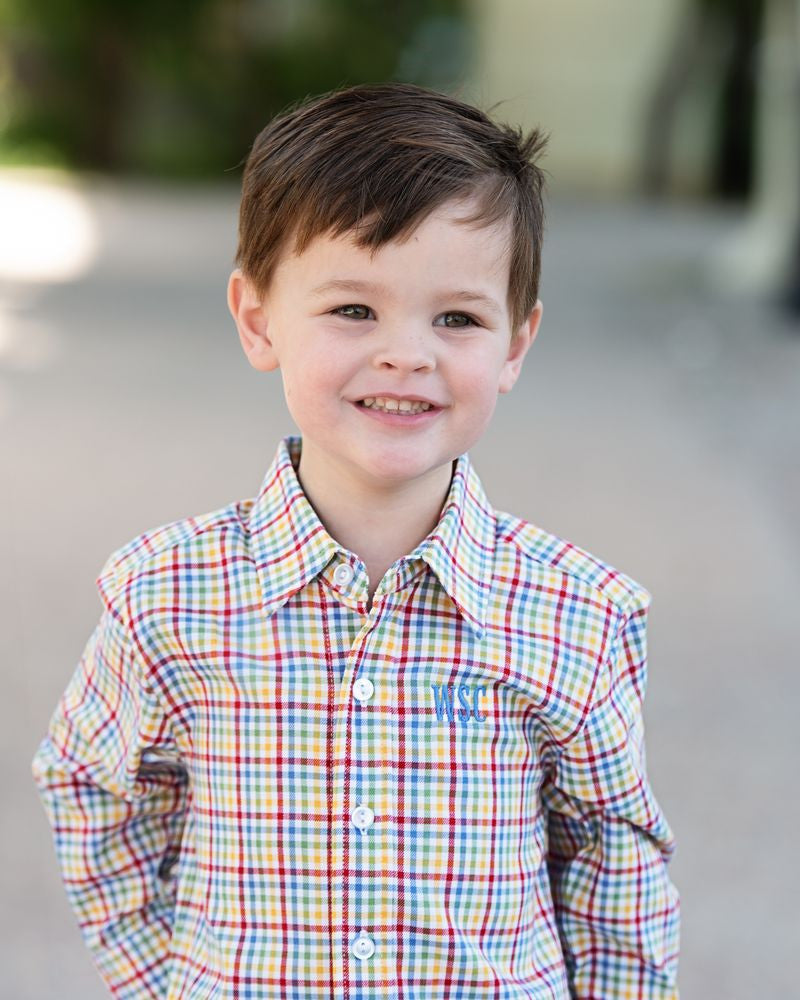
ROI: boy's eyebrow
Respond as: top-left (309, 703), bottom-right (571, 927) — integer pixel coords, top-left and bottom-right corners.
top-left (309, 278), bottom-right (503, 316)
top-left (309, 278), bottom-right (391, 298)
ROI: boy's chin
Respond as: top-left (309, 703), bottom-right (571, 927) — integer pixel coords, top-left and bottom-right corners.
top-left (298, 432), bottom-right (460, 497)
top-left (354, 454), bottom-right (456, 492)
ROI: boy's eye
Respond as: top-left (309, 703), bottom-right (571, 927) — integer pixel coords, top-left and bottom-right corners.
top-left (331, 303), bottom-right (373, 320)
top-left (330, 306), bottom-right (479, 328)
top-left (436, 312), bottom-right (477, 329)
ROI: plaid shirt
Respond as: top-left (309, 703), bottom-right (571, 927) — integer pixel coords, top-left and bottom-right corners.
top-left (32, 436), bottom-right (679, 999)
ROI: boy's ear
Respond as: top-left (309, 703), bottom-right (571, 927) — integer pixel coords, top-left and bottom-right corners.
top-left (227, 269), bottom-right (279, 372)
top-left (498, 299), bottom-right (542, 394)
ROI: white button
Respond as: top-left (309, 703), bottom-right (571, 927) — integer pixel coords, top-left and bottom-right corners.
top-left (352, 931), bottom-right (375, 960)
top-left (332, 564), bottom-right (354, 587)
top-left (352, 677), bottom-right (374, 702)
top-left (351, 803), bottom-right (375, 833)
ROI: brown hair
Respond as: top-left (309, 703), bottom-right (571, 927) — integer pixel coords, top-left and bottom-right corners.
top-left (235, 83), bottom-right (548, 331)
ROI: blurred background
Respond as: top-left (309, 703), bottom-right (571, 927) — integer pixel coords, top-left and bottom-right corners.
top-left (2, 0), bottom-right (798, 997)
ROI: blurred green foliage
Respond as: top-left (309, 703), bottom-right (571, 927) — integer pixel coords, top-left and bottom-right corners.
top-left (0, 0), bottom-right (470, 177)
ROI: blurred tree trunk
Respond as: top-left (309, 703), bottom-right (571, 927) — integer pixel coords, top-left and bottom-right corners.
top-left (735, 0), bottom-right (799, 300)
top-left (760, 0), bottom-right (800, 310)
top-left (701, 0), bottom-right (800, 305)
top-left (80, 17), bottom-right (131, 169)
top-left (641, 0), bottom-right (763, 199)
top-left (640, 1), bottom-right (707, 195)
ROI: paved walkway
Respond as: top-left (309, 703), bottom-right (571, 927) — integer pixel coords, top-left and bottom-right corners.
top-left (2, 175), bottom-right (798, 997)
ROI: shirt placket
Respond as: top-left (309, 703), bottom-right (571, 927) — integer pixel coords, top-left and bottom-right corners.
top-left (325, 578), bottom-right (400, 1000)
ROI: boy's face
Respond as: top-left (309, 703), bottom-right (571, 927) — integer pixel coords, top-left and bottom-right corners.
top-left (229, 197), bottom-right (541, 501)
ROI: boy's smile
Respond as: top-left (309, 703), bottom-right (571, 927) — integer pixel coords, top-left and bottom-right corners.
top-left (358, 395), bottom-right (435, 416)
top-left (229, 196), bottom-right (541, 510)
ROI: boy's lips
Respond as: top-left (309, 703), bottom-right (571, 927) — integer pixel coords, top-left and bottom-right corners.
top-left (352, 392), bottom-right (444, 414)
top-left (349, 392), bottom-right (445, 423)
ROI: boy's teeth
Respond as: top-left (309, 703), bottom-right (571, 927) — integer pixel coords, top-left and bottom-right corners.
top-left (361, 396), bottom-right (432, 414)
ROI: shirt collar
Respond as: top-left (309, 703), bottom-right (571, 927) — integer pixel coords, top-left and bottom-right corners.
top-left (247, 436), bottom-right (495, 635)
top-left (413, 450), bottom-right (495, 638)
top-left (247, 437), bottom-right (341, 619)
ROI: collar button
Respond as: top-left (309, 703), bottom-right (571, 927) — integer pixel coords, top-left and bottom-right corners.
top-left (332, 563), bottom-right (354, 587)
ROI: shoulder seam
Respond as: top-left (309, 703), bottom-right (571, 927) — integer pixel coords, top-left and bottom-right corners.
top-left (98, 503), bottom-right (247, 599)
top-left (496, 514), bottom-right (648, 618)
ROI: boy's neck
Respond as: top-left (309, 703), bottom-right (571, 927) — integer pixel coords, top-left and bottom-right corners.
top-left (295, 444), bottom-right (454, 603)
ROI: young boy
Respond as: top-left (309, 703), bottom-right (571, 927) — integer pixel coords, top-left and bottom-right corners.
top-left (32, 83), bottom-right (680, 999)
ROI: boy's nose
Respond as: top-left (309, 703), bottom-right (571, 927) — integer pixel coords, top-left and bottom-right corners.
top-left (371, 328), bottom-right (436, 373)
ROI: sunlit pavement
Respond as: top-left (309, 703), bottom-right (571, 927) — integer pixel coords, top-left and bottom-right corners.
top-left (2, 172), bottom-right (798, 998)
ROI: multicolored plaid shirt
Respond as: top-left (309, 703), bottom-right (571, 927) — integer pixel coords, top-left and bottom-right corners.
top-left (32, 436), bottom-right (679, 999)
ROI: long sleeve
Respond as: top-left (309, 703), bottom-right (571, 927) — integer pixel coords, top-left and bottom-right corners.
top-left (541, 591), bottom-right (680, 999)
top-left (31, 573), bottom-right (189, 999)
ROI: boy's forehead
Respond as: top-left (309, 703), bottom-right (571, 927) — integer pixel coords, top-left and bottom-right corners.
top-left (281, 199), bottom-right (513, 286)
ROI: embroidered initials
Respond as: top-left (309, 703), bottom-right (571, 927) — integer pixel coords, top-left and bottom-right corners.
top-left (431, 683), bottom-right (488, 723)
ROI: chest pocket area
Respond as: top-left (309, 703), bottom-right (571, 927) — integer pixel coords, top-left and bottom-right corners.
top-left (407, 671), bottom-right (538, 811)
top-left (399, 670), bottom-right (545, 945)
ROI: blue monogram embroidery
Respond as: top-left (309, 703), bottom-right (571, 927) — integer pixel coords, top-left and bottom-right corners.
top-left (431, 683), bottom-right (488, 722)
